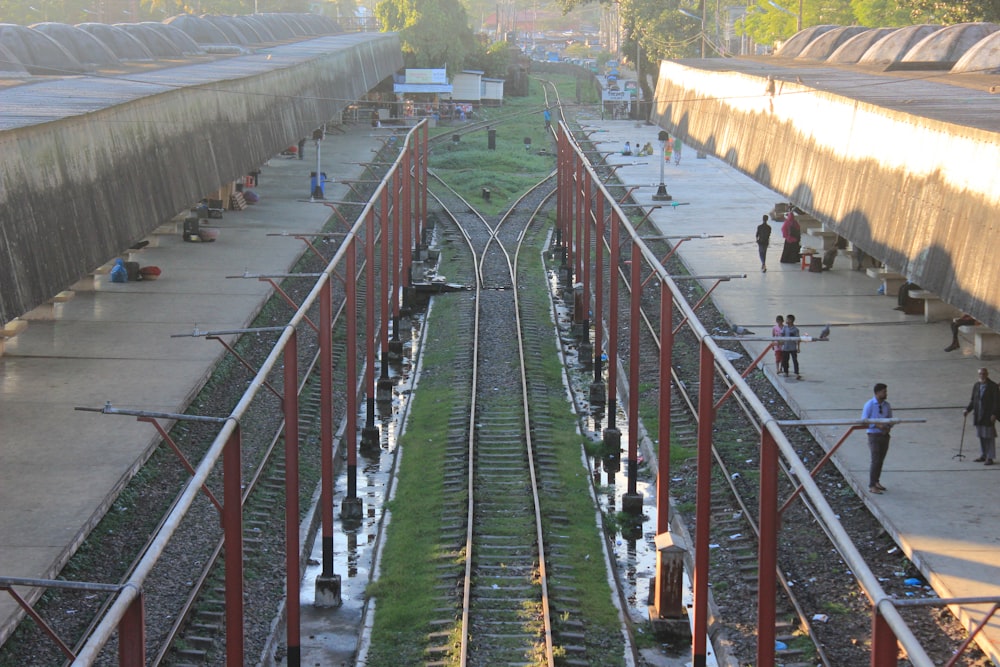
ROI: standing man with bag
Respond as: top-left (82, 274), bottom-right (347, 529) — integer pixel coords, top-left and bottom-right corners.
top-left (861, 383), bottom-right (892, 494)
top-left (964, 368), bottom-right (1000, 465)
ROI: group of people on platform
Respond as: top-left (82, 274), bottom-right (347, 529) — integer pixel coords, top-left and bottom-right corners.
top-left (754, 208), bottom-right (997, 498)
top-left (755, 209), bottom-right (842, 273)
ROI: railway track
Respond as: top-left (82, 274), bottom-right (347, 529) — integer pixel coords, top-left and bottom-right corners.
top-left (424, 173), bottom-right (556, 666)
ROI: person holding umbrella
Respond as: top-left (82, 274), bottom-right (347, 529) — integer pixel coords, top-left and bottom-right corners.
top-left (963, 368), bottom-right (1000, 465)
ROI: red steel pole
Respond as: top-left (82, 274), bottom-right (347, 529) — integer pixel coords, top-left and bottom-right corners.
top-left (364, 209), bottom-right (377, 441)
top-left (871, 607), bottom-right (899, 666)
top-left (692, 340), bottom-right (713, 667)
top-left (627, 239), bottom-right (641, 497)
top-left (593, 195), bottom-right (604, 381)
top-left (401, 146), bottom-right (412, 288)
top-left (117, 592), bottom-right (145, 666)
top-left (223, 425), bottom-right (245, 667)
top-left (283, 332), bottom-right (301, 666)
top-left (607, 210), bottom-right (619, 428)
top-left (379, 185), bottom-right (390, 380)
top-left (582, 170), bottom-right (592, 336)
top-left (320, 279), bottom-right (335, 576)
top-left (657, 284), bottom-right (673, 534)
top-left (346, 240), bottom-right (358, 499)
top-left (757, 428), bottom-right (779, 667)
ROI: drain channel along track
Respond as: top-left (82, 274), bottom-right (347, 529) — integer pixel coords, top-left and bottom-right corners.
top-left (425, 173), bottom-right (558, 667)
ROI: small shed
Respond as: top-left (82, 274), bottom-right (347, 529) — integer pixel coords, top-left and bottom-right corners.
top-left (451, 70), bottom-right (483, 102)
top-left (482, 77), bottom-right (505, 106)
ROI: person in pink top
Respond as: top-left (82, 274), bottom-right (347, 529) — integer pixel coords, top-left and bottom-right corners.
top-left (771, 315), bottom-right (784, 373)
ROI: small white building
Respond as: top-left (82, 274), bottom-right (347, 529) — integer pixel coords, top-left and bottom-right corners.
top-left (450, 70), bottom-right (483, 102)
top-left (482, 77), bottom-right (505, 106)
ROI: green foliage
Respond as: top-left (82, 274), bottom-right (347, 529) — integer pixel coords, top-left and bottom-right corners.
top-left (376, 0), bottom-right (476, 73)
top-left (850, 0), bottom-right (912, 26)
top-left (465, 40), bottom-right (513, 78)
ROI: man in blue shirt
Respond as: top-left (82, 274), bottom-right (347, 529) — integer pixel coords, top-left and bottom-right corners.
top-left (861, 383), bottom-right (892, 494)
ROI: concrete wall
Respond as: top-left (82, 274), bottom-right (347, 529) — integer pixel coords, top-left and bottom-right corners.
top-left (0, 32), bottom-right (402, 326)
top-left (650, 60), bottom-right (1000, 329)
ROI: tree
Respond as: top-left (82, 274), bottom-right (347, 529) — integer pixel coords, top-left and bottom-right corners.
top-left (376, 0), bottom-right (477, 72)
top-left (465, 39), bottom-right (512, 78)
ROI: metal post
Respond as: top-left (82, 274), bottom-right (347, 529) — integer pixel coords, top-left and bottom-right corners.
top-left (653, 130), bottom-right (671, 201)
top-left (402, 147), bottom-right (413, 291)
top-left (316, 278), bottom-right (341, 605)
top-left (872, 606), bottom-right (899, 666)
top-left (606, 210), bottom-right (620, 430)
top-left (361, 208), bottom-right (379, 452)
top-left (657, 284), bottom-right (673, 534)
top-left (283, 333), bottom-right (301, 667)
top-left (345, 241), bottom-right (358, 502)
top-left (692, 340), bottom-right (713, 667)
top-left (312, 131), bottom-right (323, 201)
top-left (223, 426), bottom-right (245, 667)
top-left (118, 592), bottom-right (145, 667)
top-left (757, 428), bottom-right (778, 667)
top-left (623, 239), bottom-right (643, 512)
top-left (591, 194), bottom-right (606, 406)
top-left (378, 185), bottom-right (392, 402)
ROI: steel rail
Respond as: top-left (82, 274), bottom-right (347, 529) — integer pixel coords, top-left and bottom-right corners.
top-left (429, 170), bottom-right (557, 666)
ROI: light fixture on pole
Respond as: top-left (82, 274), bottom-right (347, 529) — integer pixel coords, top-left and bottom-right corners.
top-left (767, 0), bottom-right (801, 31)
top-left (652, 130), bottom-right (672, 201)
top-left (678, 7), bottom-right (706, 58)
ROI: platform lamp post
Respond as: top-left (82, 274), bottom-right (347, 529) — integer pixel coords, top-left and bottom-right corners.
top-left (678, 7), bottom-right (706, 58)
top-left (767, 0), bottom-right (802, 32)
top-left (652, 130), bottom-right (672, 202)
top-left (311, 126), bottom-right (324, 202)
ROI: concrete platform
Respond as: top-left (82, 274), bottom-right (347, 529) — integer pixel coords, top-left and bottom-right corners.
top-left (591, 120), bottom-right (1000, 665)
top-left (0, 126), bottom-right (389, 648)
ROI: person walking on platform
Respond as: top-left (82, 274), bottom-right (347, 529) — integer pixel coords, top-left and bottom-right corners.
top-left (780, 313), bottom-right (800, 378)
top-left (673, 136), bottom-right (682, 165)
top-left (779, 210), bottom-right (801, 264)
top-left (297, 137), bottom-right (306, 160)
top-left (771, 314), bottom-right (784, 373)
top-left (756, 214), bottom-right (772, 272)
top-left (964, 368), bottom-right (1000, 465)
top-left (861, 383), bottom-right (892, 494)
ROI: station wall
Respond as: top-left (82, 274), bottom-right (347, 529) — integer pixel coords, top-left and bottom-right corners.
top-left (650, 60), bottom-right (1000, 330)
top-left (0, 32), bottom-right (402, 326)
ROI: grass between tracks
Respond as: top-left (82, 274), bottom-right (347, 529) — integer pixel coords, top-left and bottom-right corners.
top-left (428, 78), bottom-right (560, 216)
top-left (365, 128), bottom-right (624, 664)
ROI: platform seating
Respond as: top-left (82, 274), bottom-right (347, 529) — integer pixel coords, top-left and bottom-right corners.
top-left (972, 326), bottom-right (1000, 359)
top-left (866, 267), bottom-right (906, 297)
top-left (0, 318), bottom-right (27, 356)
top-left (908, 290), bottom-right (962, 323)
top-left (22, 291), bottom-right (75, 320)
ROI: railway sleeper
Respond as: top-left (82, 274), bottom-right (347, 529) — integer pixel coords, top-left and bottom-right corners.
top-left (173, 648), bottom-right (207, 662)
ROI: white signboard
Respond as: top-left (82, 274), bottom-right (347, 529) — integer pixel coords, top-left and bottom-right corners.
top-left (405, 69), bottom-right (448, 84)
top-left (602, 89), bottom-right (632, 102)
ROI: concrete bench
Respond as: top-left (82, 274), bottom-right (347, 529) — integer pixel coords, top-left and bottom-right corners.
top-left (0, 318), bottom-right (28, 356)
top-left (971, 326), bottom-right (1000, 359)
top-left (803, 228), bottom-right (839, 250)
top-left (866, 268), bottom-right (906, 297)
top-left (908, 290), bottom-right (962, 323)
top-left (23, 290), bottom-right (75, 321)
